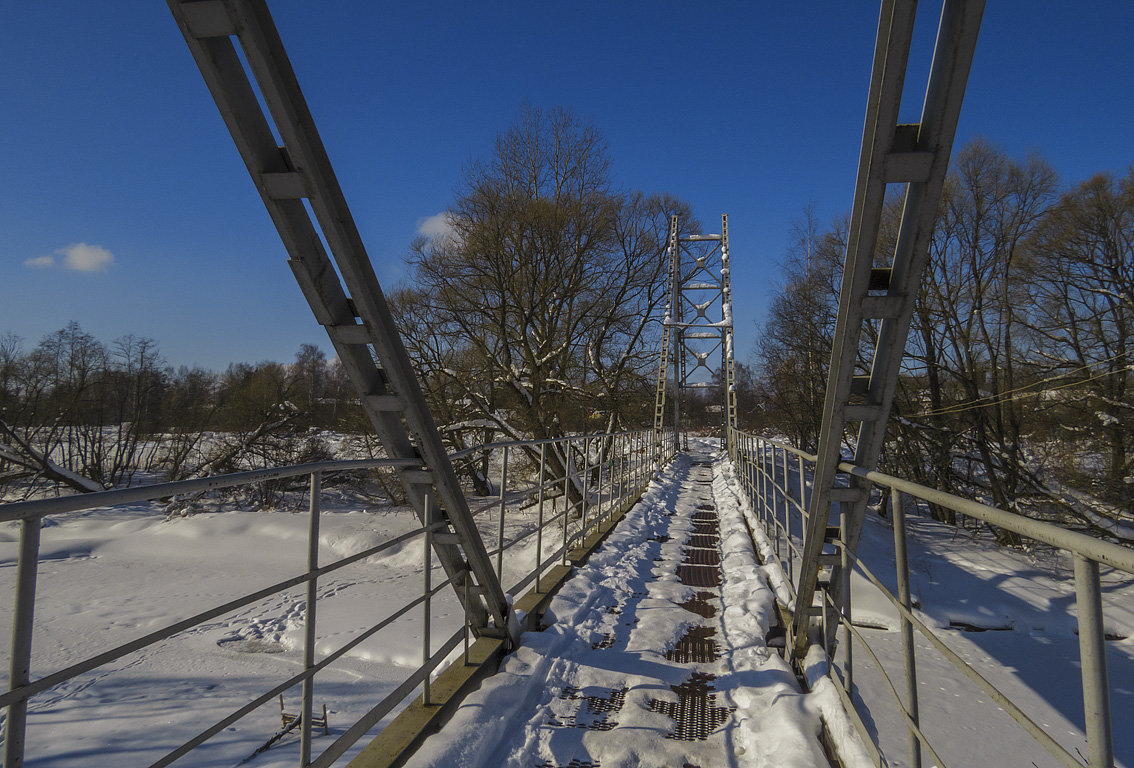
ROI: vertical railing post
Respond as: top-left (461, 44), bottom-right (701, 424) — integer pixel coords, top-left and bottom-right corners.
top-left (750, 436), bottom-right (756, 511)
top-left (609, 435), bottom-right (618, 521)
top-left (608, 435), bottom-right (615, 522)
top-left (630, 428), bottom-right (639, 487)
top-left (639, 430), bottom-right (645, 488)
top-left (785, 455), bottom-right (795, 582)
top-left (770, 443), bottom-right (778, 552)
top-left (774, 446), bottom-right (783, 560)
top-left (747, 434), bottom-right (755, 508)
top-left (422, 494), bottom-right (434, 706)
top-left (496, 446), bottom-right (509, 582)
top-left (611, 434), bottom-right (621, 521)
top-left (616, 434), bottom-right (623, 514)
top-left (756, 437), bottom-right (765, 524)
top-left (764, 439), bottom-right (772, 528)
top-left (608, 435), bottom-right (616, 520)
top-left (735, 431), bottom-right (743, 491)
top-left (780, 447), bottom-right (789, 563)
top-left (820, 587), bottom-right (830, 657)
top-left (617, 435), bottom-right (624, 516)
top-left (892, 487), bottom-right (921, 768)
top-left (596, 437), bottom-right (605, 530)
top-left (535, 443), bottom-right (546, 593)
top-left (797, 453), bottom-right (808, 532)
top-left (646, 429), bottom-right (652, 485)
top-left (839, 508), bottom-right (852, 692)
top-left (629, 432), bottom-right (636, 491)
top-left (580, 438), bottom-right (590, 545)
top-left (748, 434), bottom-right (755, 507)
top-left (4, 516), bottom-right (42, 768)
top-left (601, 434), bottom-right (608, 524)
top-left (639, 431), bottom-right (648, 485)
top-left (562, 439), bottom-right (571, 565)
top-left (300, 471), bottom-right (321, 767)
top-left (607, 435), bottom-right (614, 522)
top-left (625, 428), bottom-right (635, 487)
top-left (633, 432), bottom-right (640, 491)
top-left (737, 432), bottom-right (746, 498)
top-left (643, 429), bottom-right (648, 487)
top-left (1074, 553), bottom-right (1114, 768)
top-left (462, 577), bottom-right (470, 666)
top-left (629, 432), bottom-right (635, 492)
top-left (754, 436), bottom-right (760, 509)
top-left (766, 439), bottom-right (772, 523)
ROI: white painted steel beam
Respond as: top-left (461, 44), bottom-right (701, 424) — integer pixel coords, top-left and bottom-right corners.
top-left (167, 0), bottom-right (512, 638)
top-left (791, 0), bottom-right (985, 657)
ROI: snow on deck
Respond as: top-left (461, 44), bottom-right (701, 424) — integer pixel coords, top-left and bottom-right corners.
top-left (406, 441), bottom-right (855, 768)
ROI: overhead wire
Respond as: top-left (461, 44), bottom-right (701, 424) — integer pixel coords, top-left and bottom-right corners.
top-left (907, 350), bottom-right (1131, 418)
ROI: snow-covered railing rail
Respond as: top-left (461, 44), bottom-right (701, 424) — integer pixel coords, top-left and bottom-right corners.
top-left (728, 427), bottom-right (1132, 768)
top-left (448, 430), bottom-right (663, 597)
top-left (0, 427), bottom-right (663, 768)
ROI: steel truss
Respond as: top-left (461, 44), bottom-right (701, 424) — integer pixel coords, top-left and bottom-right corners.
top-left (653, 215), bottom-right (737, 454)
top-left (167, 0), bottom-right (511, 640)
top-left (791, 0), bottom-right (985, 656)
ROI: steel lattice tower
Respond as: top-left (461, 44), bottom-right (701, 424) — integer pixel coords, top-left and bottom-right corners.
top-left (653, 215), bottom-right (737, 457)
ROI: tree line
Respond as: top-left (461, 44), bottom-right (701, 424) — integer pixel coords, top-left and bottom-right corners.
top-left (755, 139), bottom-right (1133, 541)
top-left (0, 325), bottom-right (367, 498)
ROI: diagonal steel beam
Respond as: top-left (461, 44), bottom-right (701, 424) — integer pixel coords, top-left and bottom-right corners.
top-left (167, 0), bottom-right (512, 637)
top-left (792, 0), bottom-right (984, 657)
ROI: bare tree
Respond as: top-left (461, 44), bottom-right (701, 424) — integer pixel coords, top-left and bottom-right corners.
top-left (402, 106), bottom-right (691, 495)
top-left (874, 141), bottom-right (1060, 540)
top-left (754, 206), bottom-right (846, 450)
top-left (1024, 169), bottom-right (1133, 518)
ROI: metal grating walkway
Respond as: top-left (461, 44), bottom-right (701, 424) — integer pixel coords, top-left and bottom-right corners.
top-left (401, 445), bottom-right (829, 768)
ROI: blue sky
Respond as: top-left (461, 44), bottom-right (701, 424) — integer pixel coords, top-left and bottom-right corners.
top-left (3, 2), bottom-right (1132, 371)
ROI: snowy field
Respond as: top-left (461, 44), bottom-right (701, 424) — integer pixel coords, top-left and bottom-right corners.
top-left (0, 480), bottom-right (573, 767)
top-left (843, 508), bottom-right (1134, 768)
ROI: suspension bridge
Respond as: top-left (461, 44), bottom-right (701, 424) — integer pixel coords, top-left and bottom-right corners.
top-left (2, 1), bottom-right (1130, 767)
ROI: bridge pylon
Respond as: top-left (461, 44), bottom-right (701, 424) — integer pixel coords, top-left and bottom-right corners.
top-left (653, 215), bottom-right (737, 459)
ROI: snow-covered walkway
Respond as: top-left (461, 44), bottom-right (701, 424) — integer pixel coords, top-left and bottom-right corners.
top-left (405, 442), bottom-right (845, 768)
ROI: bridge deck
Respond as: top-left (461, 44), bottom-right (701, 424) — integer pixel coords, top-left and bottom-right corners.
top-left (401, 444), bottom-right (831, 768)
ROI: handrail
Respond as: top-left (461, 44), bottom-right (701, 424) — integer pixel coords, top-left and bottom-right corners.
top-left (0, 426), bottom-right (668, 768)
top-left (0, 521), bottom-right (444, 711)
top-left (448, 429), bottom-right (643, 460)
top-left (728, 425), bottom-right (1125, 768)
top-left (0, 457), bottom-right (420, 523)
top-left (832, 549), bottom-right (1083, 768)
top-left (838, 462), bottom-right (1134, 573)
top-left (0, 430), bottom-right (641, 524)
top-left (747, 432), bottom-right (1134, 574)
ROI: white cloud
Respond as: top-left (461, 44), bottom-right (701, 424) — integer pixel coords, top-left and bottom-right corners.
top-left (24, 255), bottom-right (55, 269)
top-left (24, 243), bottom-right (116, 272)
top-left (58, 242), bottom-right (115, 272)
top-left (416, 212), bottom-right (455, 241)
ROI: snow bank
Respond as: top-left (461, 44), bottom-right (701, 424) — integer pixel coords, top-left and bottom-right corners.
top-left (802, 646), bottom-right (875, 768)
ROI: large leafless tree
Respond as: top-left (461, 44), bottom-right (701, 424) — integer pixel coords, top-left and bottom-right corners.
top-left (398, 106), bottom-right (693, 492)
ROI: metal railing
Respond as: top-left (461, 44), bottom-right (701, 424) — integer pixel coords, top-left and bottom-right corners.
top-left (0, 427), bottom-right (669, 768)
top-left (729, 427), bottom-right (1132, 768)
